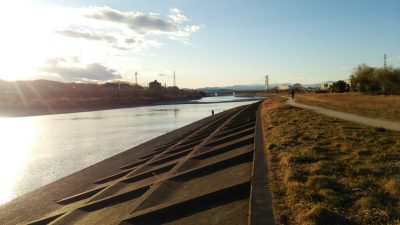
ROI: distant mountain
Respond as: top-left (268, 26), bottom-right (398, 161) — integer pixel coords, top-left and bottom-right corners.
top-left (197, 83), bottom-right (322, 92)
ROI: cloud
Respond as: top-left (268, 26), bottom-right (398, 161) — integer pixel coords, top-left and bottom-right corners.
top-left (125, 38), bottom-right (136, 44)
top-left (86, 7), bottom-right (178, 34)
top-left (54, 7), bottom-right (199, 51)
top-left (42, 57), bottom-right (121, 81)
top-left (169, 25), bottom-right (203, 43)
top-left (84, 7), bottom-right (203, 41)
top-left (335, 66), bottom-right (352, 72)
top-left (168, 8), bottom-right (188, 24)
top-left (387, 56), bottom-right (400, 65)
top-left (56, 29), bottom-right (117, 43)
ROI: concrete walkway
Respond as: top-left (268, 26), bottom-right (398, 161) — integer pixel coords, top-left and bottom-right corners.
top-left (286, 98), bottom-right (400, 132)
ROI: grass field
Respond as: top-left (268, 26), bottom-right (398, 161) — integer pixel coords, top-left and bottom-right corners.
top-left (262, 98), bottom-right (400, 225)
top-left (295, 93), bottom-right (400, 122)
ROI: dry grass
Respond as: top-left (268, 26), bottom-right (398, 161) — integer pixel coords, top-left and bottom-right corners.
top-left (295, 93), bottom-right (400, 122)
top-left (262, 99), bottom-right (400, 225)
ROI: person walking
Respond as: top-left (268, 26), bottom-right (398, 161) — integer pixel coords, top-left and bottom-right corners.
top-left (291, 89), bottom-right (295, 99)
top-left (211, 110), bottom-right (214, 116)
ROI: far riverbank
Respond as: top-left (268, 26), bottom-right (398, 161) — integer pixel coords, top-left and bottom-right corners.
top-left (0, 96), bottom-right (264, 117)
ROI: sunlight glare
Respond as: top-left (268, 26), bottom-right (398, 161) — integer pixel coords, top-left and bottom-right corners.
top-left (0, 1), bottom-right (68, 80)
top-left (0, 117), bottom-right (37, 204)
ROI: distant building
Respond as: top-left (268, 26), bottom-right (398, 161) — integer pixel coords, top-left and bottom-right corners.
top-left (275, 85), bottom-right (290, 91)
top-left (149, 80), bottom-right (162, 90)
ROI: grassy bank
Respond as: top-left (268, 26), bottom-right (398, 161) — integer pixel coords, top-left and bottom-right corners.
top-left (262, 98), bottom-right (400, 225)
top-left (295, 93), bottom-right (400, 122)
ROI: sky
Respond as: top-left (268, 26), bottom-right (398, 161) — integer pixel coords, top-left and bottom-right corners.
top-left (0, 0), bottom-right (399, 88)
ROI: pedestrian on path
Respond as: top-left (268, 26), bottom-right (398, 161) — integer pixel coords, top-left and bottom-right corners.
top-left (211, 110), bottom-right (214, 116)
top-left (291, 89), bottom-right (295, 99)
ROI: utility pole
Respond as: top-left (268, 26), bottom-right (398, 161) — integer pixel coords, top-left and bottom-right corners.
top-left (384, 53), bottom-right (387, 69)
top-left (135, 72), bottom-right (138, 85)
top-left (173, 70), bottom-right (176, 87)
top-left (265, 75), bottom-right (269, 91)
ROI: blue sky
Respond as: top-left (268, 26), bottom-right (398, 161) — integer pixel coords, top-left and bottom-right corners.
top-left (0, 1), bottom-right (399, 88)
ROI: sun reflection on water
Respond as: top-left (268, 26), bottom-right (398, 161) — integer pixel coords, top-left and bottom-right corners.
top-left (0, 117), bottom-right (37, 204)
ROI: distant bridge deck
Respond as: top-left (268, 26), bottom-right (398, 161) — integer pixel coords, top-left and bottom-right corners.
top-left (0, 100), bottom-right (274, 225)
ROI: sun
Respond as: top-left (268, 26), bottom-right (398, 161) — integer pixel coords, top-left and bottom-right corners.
top-left (0, 1), bottom-right (68, 81)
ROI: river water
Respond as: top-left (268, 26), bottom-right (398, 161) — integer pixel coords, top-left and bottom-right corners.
top-left (0, 96), bottom-right (262, 205)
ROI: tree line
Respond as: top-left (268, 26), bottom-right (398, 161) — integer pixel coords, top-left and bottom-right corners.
top-left (0, 79), bottom-right (205, 115)
top-left (323, 64), bottom-right (400, 95)
top-left (350, 64), bottom-right (400, 95)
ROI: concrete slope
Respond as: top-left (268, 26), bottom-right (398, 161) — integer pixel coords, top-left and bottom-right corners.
top-left (0, 101), bottom-right (274, 225)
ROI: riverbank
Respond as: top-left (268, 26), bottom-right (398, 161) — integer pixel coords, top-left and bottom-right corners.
top-left (0, 102), bottom-right (266, 225)
top-left (0, 97), bottom-right (199, 117)
top-left (0, 97), bottom-right (265, 118)
top-left (0, 79), bottom-right (206, 117)
top-left (262, 97), bottom-right (400, 225)
top-left (0, 96), bottom-right (261, 206)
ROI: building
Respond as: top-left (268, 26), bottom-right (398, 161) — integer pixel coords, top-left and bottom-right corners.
top-left (275, 85), bottom-right (290, 91)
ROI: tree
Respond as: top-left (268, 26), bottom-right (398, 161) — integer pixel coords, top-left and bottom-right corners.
top-left (331, 80), bottom-right (349, 93)
top-left (149, 80), bottom-right (162, 90)
top-left (291, 83), bottom-right (303, 91)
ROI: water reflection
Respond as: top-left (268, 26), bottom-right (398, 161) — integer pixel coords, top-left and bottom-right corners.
top-left (0, 117), bottom-right (37, 204)
top-left (0, 96), bottom-right (260, 205)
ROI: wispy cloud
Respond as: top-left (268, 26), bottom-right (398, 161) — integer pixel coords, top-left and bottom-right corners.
top-left (388, 56), bottom-right (400, 65)
top-left (56, 29), bottom-right (117, 43)
top-left (86, 7), bottom-right (178, 34)
top-left (168, 8), bottom-right (188, 24)
top-left (335, 66), bottom-right (352, 72)
top-left (84, 7), bottom-right (203, 43)
top-left (56, 7), bottom-right (202, 50)
top-left (285, 75), bottom-right (321, 84)
top-left (42, 57), bottom-right (121, 82)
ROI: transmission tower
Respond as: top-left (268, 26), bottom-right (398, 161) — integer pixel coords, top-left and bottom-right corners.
top-left (384, 53), bottom-right (387, 69)
top-left (135, 71), bottom-right (138, 85)
top-left (173, 70), bottom-right (176, 87)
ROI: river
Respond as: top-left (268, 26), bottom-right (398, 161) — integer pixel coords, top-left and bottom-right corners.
top-left (0, 96), bottom-right (263, 205)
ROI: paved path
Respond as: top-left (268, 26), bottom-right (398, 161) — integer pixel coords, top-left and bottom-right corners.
top-left (286, 98), bottom-right (400, 132)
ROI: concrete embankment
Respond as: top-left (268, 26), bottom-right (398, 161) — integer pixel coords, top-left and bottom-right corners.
top-left (0, 100), bottom-right (274, 225)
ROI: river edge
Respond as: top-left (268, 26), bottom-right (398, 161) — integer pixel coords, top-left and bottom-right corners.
top-left (0, 97), bottom-right (265, 118)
